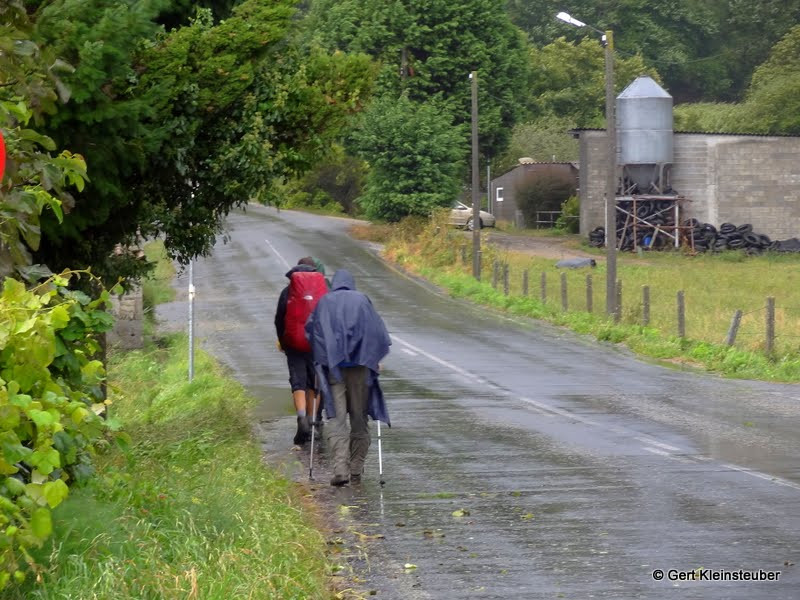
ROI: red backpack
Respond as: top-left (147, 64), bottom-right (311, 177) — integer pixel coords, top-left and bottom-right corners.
top-left (284, 271), bottom-right (328, 352)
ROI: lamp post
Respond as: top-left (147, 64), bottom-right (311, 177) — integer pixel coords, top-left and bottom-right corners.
top-left (470, 71), bottom-right (481, 280)
top-left (556, 12), bottom-right (617, 317)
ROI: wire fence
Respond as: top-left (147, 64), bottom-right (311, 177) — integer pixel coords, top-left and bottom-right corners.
top-left (456, 247), bottom-right (800, 356)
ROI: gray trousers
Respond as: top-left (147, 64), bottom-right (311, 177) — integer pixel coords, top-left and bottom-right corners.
top-left (326, 366), bottom-right (370, 478)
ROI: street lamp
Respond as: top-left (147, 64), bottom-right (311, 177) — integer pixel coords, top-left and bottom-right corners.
top-left (556, 12), bottom-right (618, 317)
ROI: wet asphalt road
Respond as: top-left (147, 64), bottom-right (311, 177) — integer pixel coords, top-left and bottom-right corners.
top-left (158, 206), bottom-right (800, 599)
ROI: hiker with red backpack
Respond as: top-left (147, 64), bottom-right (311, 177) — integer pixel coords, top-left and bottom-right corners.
top-left (274, 257), bottom-right (329, 445)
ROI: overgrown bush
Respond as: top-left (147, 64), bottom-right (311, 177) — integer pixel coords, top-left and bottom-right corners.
top-left (350, 95), bottom-right (465, 222)
top-left (301, 153), bottom-right (366, 215)
top-left (515, 172), bottom-right (577, 227)
top-left (0, 272), bottom-right (118, 590)
top-left (555, 195), bottom-right (580, 233)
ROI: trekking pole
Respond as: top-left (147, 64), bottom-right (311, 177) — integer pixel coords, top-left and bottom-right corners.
top-left (308, 377), bottom-right (319, 480)
top-left (377, 420), bottom-right (385, 486)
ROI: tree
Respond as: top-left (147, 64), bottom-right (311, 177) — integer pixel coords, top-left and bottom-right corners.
top-left (741, 25), bottom-right (800, 134)
top-left (349, 95), bottom-right (465, 221)
top-left (493, 117), bottom-right (580, 174)
top-left (673, 26), bottom-right (800, 135)
top-left (0, 1), bottom-right (87, 278)
top-left (32, 0), bottom-right (185, 282)
top-left (508, 0), bottom-right (800, 102)
top-left (305, 0), bottom-right (531, 156)
top-left (720, 0), bottom-right (800, 101)
top-left (528, 37), bottom-right (659, 127)
top-left (29, 0), bottom-right (374, 283)
top-left (284, 146), bottom-right (367, 215)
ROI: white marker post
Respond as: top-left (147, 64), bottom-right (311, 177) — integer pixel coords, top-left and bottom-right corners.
top-left (188, 261), bottom-right (195, 381)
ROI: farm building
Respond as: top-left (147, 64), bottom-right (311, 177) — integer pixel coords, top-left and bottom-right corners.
top-left (576, 128), bottom-right (800, 240)
top-left (489, 160), bottom-right (578, 226)
top-left (574, 76), bottom-right (800, 242)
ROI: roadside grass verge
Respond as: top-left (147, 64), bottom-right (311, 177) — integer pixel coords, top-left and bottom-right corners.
top-left (493, 221), bottom-right (575, 238)
top-left (12, 334), bottom-right (330, 600)
top-left (384, 215), bottom-right (800, 381)
top-left (349, 222), bottom-right (395, 244)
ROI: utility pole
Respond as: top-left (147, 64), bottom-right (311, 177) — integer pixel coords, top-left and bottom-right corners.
top-left (486, 161), bottom-right (491, 214)
top-left (471, 70), bottom-right (481, 280)
top-left (604, 30), bottom-right (617, 316)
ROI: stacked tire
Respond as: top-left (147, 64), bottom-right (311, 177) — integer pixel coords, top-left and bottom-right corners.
top-left (589, 227), bottom-right (605, 248)
top-left (684, 220), bottom-right (773, 253)
top-left (617, 199), bottom-right (676, 251)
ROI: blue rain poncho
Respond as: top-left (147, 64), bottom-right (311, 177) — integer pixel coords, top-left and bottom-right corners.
top-left (305, 270), bottom-right (392, 425)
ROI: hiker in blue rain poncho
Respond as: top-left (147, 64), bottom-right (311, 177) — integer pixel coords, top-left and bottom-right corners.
top-left (305, 270), bottom-right (391, 486)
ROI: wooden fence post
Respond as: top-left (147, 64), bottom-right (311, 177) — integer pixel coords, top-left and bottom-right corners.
top-left (586, 274), bottom-right (593, 313)
top-left (726, 309), bottom-right (742, 346)
top-left (503, 264), bottom-right (509, 296)
top-left (492, 260), bottom-right (499, 289)
top-left (522, 270), bottom-right (529, 296)
top-left (560, 273), bottom-right (568, 311)
top-left (677, 290), bottom-right (686, 338)
top-left (766, 297), bottom-right (775, 354)
top-left (460, 245), bottom-right (467, 265)
top-left (642, 285), bottom-right (650, 326)
top-left (540, 272), bottom-right (547, 303)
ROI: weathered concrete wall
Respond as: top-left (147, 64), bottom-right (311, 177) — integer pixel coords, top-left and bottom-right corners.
top-left (579, 130), bottom-right (800, 239)
top-left (107, 286), bottom-right (143, 349)
top-left (578, 130), bottom-right (609, 236)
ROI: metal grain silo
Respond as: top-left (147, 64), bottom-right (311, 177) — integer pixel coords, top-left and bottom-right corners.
top-left (617, 76), bottom-right (673, 191)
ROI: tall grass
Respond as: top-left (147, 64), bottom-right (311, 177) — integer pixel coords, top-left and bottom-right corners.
top-left (12, 335), bottom-right (330, 599)
top-left (385, 213), bottom-right (800, 381)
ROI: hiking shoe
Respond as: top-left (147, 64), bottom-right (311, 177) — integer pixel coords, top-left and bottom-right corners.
top-left (330, 474), bottom-right (349, 487)
top-left (293, 416), bottom-right (311, 445)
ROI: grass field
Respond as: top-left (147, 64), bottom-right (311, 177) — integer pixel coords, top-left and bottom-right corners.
top-left (478, 245), bottom-right (800, 354)
top-left (359, 214), bottom-right (800, 381)
top-left (12, 335), bottom-right (331, 599)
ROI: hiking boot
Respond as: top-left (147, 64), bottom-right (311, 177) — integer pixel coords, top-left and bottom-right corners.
top-left (349, 473), bottom-right (362, 484)
top-left (330, 474), bottom-right (350, 487)
top-left (293, 416), bottom-right (311, 445)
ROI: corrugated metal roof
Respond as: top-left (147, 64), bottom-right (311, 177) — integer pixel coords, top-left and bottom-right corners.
top-left (493, 161), bottom-right (579, 179)
top-left (517, 159), bottom-right (577, 165)
top-left (570, 127), bottom-right (800, 138)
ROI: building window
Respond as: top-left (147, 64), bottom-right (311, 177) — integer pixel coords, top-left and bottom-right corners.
top-left (496, 187), bottom-right (504, 202)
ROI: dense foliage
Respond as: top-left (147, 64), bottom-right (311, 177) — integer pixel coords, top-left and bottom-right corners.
top-left (508, 0), bottom-right (800, 103)
top-left (515, 171), bottom-right (577, 227)
top-left (674, 25), bottom-right (800, 134)
top-left (306, 0), bottom-right (530, 158)
top-left (21, 0), bottom-right (374, 283)
top-left (280, 146), bottom-right (367, 215)
top-left (0, 2), bottom-right (86, 279)
top-left (0, 272), bottom-right (118, 590)
top-left (350, 95), bottom-right (465, 221)
top-left (528, 37), bottom-right (658, 127)
top-left (493, 117), bottom-right (579, 174)
top-left (494, 37), bottom-right (657, 169)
